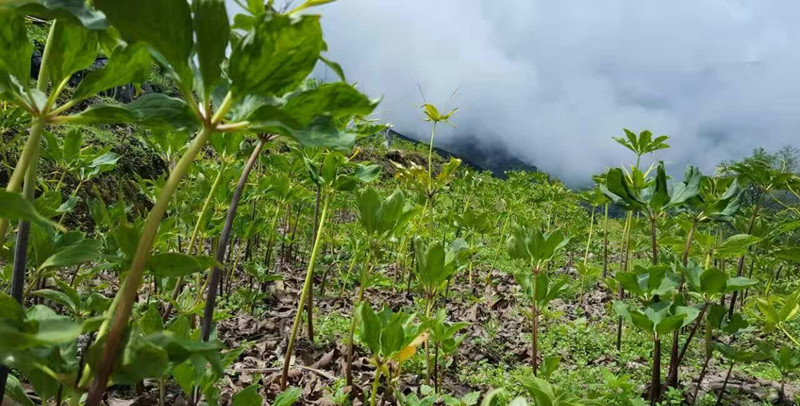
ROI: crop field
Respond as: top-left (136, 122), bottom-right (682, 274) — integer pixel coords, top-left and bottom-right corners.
top-left (0, 1), bottom-right (799, 406)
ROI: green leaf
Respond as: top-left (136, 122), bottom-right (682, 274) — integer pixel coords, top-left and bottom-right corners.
top-left (357, 303), bottom-right (382, 355)
top-left (283, 82), bottom-right (377, 126)
top-left (228, 13), bottom-right (324, 98)
top-left (699, 268), bottom-right (727, 296)
top-left (232, 384), bottom-right (263, 406)
top-left (94, 0), bottom-right (193, 81)
top-left (0, 292), bottom-right (24, 321)
top-left (126, 94), bottom-right (200, 131)
top-left (4, 374), bottom-right (35, 406)
top-left (192, 0), bottom-right (229, 99)
top-left (38, 238), bottom-right (101, 271)
top-left (319, 55), bottom-right (346, 82)
top-left (147, 253), bottom-right (220, 278)
top-left (6, 0), bottom-right (107, 29)
top-left (71, 42), bottom-right (152, 102)
top-left (290, 115), bottom-right (355, 152)
top-left (48, 19), bottom-right (98, 85)
top-left (715, 234), bottom-right (760, 258)
top-left (32, 289), bottom-right (78, 314)
top-left (273, 387), bottom-right (302, 406)
top-left (0, 190), bottom-right (60, 229)
top-left (63, 127), bottom-right (82, 163)
top-left (0, 10), bottom-right (31, 88)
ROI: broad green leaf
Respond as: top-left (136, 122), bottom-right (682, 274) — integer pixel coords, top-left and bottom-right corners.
top-left (283, 82), bottom-right (377, 126)
top-left (4, 374), bottom-right (35, 406)
top-left (94, 0), bottom-right (193, 81)
top-left (228, 13), bottom-right (324, 98)
top-left (699, 268), bottom-right (727, 296)
top-left (147, 253), bottom-right (219, 278)
top-left (71, 42), bottom-right (152, 102)
top-left (5, 0), bottom-right (107, 29)
top-left (0, 292), bottom-right (24, 321)
top-left (32, 289), bottom-right (78, 314)
top-left (192, 0), bottom-right (229, 98)
top-left (63, 127), bottom-right (82, 163)
top-left (140, 306), bottom-right (164, 335)
top-left (126, 94), bottom-right (200, 131)
top-left (273, 387), bottom-right (302, 406)
top-left (38, 238), bottom-right (101, 270)
top-left (715, 234), bottom-right (760, 258)
top-left (114, 339), bottom-right (169, 384)
top-left (48, 19), bottom-right (98, 85)
top-left (0, 190), bottom-right (60, 229)
top-left (290, 115), bottom-right (355, 152)
top-left (357, 303), bottom-right (381, 355)
top-left (232, 384), bottom-right (263, 406)
top-left (0, 10), bottom-right (32, 87)
top-left (775, 247), bottom-right (800, 263)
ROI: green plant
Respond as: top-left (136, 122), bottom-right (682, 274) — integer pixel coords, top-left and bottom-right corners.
top-left (354, 303), bottom-right (426, 406)
top-left (506, 225), bottom-right (569, 374)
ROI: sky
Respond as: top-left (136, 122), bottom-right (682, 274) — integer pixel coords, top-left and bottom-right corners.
top-left (300, 1), bottom-right (800, 185)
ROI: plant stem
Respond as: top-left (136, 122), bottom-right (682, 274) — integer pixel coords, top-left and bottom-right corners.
top-left (370, 368), bottom-right (381, 406)
top-left (201, 138), bottom-right (266, 340)
top-left (649, 337), bottom-right (661, 405)
top-left (427, 122), bottom-right (437, 192)
top-left (602, 204), bottom-right (608, 278)
top-left (280, 190), bottom-right (331, 389)
top-left (307, 183), bottom-right (322, 342)
top-left (345, 250), bottom-right (374, 387)
top-left (85, 126), bottom-right (213, 406)
top-left (616, 211), bottom-right (632, 352)
top-left (691, 354), bottom-right (711, 404)
top-left (0, 135), bottom-right (39, 402)
top-left (714, 362), bottom-right (735, 406)
top-left (728, 204), bottom-right (761, 318)
top-left (531, 267), bottom-right (539, 375)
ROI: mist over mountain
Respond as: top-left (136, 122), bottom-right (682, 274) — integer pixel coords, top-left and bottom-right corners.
top-left (313, 1), bottom-right (800, 186)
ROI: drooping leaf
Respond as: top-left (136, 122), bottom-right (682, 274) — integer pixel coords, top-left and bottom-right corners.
top-left (47, 19), bottom-right (98, 85)
top-left (94, 0), bottom-right (193, 81)
top-left (192, 0), bottom-right (229, 98)
top-left (0, 190), bottom-right (60, 229)
top-left (228, 13), bottom-right (324, 98)
top-left (38, 238), bottom-right (101, 271)
top-left (71, 42), bottom-right (152, 102)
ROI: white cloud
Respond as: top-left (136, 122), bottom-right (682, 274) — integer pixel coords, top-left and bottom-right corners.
top-left (264, 1), bottom-right (800, 184)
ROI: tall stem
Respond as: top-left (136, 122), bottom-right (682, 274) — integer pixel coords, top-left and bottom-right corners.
top-left (728, 204), bottom-right (761, 318)
top-left (345, 250), bottom-right (374, 387)
top-left (0, 126), bottom-right (40, 400)
top-left (531, 267), bottom-right (539, 375)
top-left (85, 126), bottom-right (213, 406)
top-left (280, 191), bottom-right (331, 389)
top-left (201, 138), bottom-right (266, 341)
top-left (616, 212), bottom-right (632, 351)
top-left (714, 362), bottom-right (735, 406)
top-left (602, 204), bottom-right (609, 278)
top-left (649, 337), bottom-right (662, 405)
top-left (162, 162), bottom-right (227, 321)
top-left (369, 368), bottom-right (381, 406)
top-left (427, 122), bottom-right (437, 192)
top-left (0, 18), bottom-right (56, 243)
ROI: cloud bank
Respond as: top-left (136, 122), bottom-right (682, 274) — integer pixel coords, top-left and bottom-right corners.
top-left (309, 1), bottom-right (800, 185)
